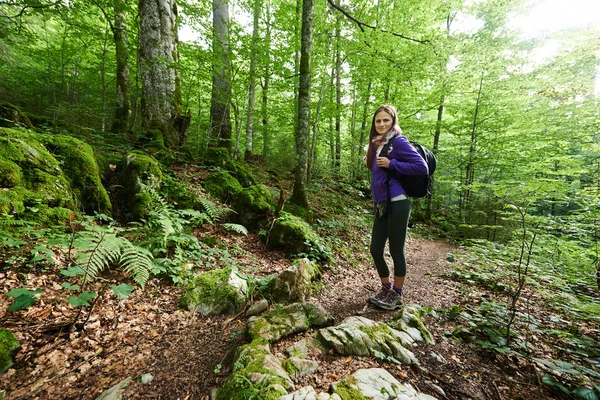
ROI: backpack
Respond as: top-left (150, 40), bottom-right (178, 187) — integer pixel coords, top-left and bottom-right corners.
top-left (381, 137), bottom-right (437, 198)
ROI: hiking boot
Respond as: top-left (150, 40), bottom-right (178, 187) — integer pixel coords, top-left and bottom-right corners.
top-left (376, 289), bottom-right (403, 311)
top-left (369, 286), bottom-right (391, 306)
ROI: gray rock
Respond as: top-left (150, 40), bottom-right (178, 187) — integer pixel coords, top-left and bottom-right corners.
top-left (181, 268), bottom-right (248, 315)
top-left (246, 299), bottom-right (269, 317)
top-left (286, 336), bottom-right (327, 358)
top-left (278, 385), bottom-right (317, 400)
top-left (390, 306), bottom-right (435, 345)
top-left (284, 357), bottom-right (319, 377)
top-left (95, 377), bottom-right (132, 400)
top-left (248, 302), bottom-right (333, 343)
top-left (140, 373), bottom-right (154, 384)
top-left (268, 258), bottom-right (320, 304)
top-left (316, 316), bottom-right (418, 365)
top-left (331, 368), bottom-right (437, 400)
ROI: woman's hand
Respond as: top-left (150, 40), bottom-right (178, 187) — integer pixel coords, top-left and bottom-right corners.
top-left (376, 157), bottom-right (390, 168)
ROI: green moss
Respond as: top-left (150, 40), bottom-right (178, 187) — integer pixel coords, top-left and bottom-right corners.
top-left (162, 175), bottom-right (198, 209)
top-left (205, 147), bottom-right (229, 166)
top-left (181, 268), bottom-right (245, 314)
top-left (0, 102), bottom-right (33, 129)
top-left (267, 212), bottom-right (331, 260)
top-left (24, 206), bottom-right (75, 226)
top-left (0, 329), bottom-right (19, 372)
top-left (118, 151), bottom-right (163, 219)
top-left (358, 323), bottom-right (393, 340)
top-left (0, 189), bottom-right (25, 215)
top-left (38, 134), bottom-right (111, 213)
top-left (202, 171), bottom-right (242, 203)
top-left (0, 159), bottom-right (21, 188)
top-left (232, 184), bottom-right (274, 229)
top-left (225, 161), bottom-right (257, 188)
top-left (333, 379), bottom-right (368, 400)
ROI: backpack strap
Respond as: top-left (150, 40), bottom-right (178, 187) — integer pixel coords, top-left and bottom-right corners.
top-left (379, 134), bottom-right (398, 202)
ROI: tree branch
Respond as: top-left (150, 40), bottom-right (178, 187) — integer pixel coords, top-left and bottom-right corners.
top-left (326, 0), bottom-right (430, 45)
top-left (2, 1), bottom-right (61, 20)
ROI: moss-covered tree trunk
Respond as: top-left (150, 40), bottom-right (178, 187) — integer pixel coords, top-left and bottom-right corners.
top-left (111, 0), bottom-right (131, 134)
top-left (138, 0), bottom-right (188, 148)
top-left (244, 0), bottom-right (260, 159)
top-left (261, 2), bottom-right (271, 160)
top-left (291, 0), bottom-right (313, 208)
top-left (210, 0), bottom-right (232, 149)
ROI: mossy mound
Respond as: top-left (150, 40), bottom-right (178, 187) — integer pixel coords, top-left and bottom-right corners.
top-left (225, 160), bottom-right (257, 188)
top-left (202, 171), bottom-right (242, 203)
top-left (267, 212), bottom-right (331, 261)
top-left (181, 267), bottom-right (249, 315)
top-left (0, 102), bottom-right (33, 129)
top-left (38, 134), bottom-right (111, 213)
top-left (232, 184), bottom-right (274, 229)
top-left (118, 150), bottom-right (163, 219)
top-left (204, 147), bottom-right (229, 166)
top-left (0, 328), bottom-right (19, 372)
top-left (0, 127), bottom-right (108, 224)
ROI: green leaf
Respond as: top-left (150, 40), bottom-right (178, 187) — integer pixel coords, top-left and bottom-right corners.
top-left (60, 266), bottom-right (86, 277)
top-left (110, 283), bottom-right (135, 300)
top-left (573, 387), bottom-right (599, 400)
top-left (61, 282), bottom-right (81, 291)
top-left (67, 291), bottom-right (97, 307)
top-left (6, 288), bottom-right (42, 297)
top-left (541, 374), bottom-right (570, 394)
top-left (8, 294), bottom-right (39, 311)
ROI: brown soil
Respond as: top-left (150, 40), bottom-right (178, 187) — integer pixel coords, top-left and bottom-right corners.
top-left (0, 229), bottom-right (561, 400)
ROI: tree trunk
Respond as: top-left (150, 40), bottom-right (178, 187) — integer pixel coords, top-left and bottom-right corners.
top-left (426, 95), bottom-right (444, 220)
top-left (291, 0), bottom-right (313, 208)
top-left (461, 76), bottom-right (484, 223)
top-left (244, 0), bottom-right (260, 159)
top-left (261, 1), bottom-right (271, 160)
top-left (138, 0), bottom-right (188, 148)
top-left (357, 79), bottom-right (372, 177)
top-left (111, 0), bottom-right (131, 134)
top-left (334, 0), bottom-right (341, 171)
top-left (210, 0), bottom-right (232, 149)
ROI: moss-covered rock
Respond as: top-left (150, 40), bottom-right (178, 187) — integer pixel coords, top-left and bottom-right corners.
top-left (205, 147), bottom-right (229, 166)
top-left (232, 184), bottom-right (274, 229)
top-left (0, 159), bottom-right (21, 188)
top-left (0, 329), bottom-right (19, 372)
top-left (265, 258), bottom-right (320, 304)
top-left (202, 171), bottom-right (242, 203)
top-left (0, 102), bottom-right (33, 129)
top-left (267, 212), bottom-right (331, 261)
top-left (225, 160), bottom-right (257, 188)
top-left (181, 267), bottom-right (248, 315)
top-left (38, 134), bottom-right (111, 213)
top-left (118, 151), bottom-right (163, 219)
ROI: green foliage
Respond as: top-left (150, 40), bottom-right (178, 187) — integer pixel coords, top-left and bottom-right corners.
top-left (111, 283), bottom-right (135, 300)
top-left (222, 223), bottom-right (248, 236)
top-left (6, 288), bottom-right (42, 312)
top-left (67, 291), bottom-right (97, 307)
top-left (0, 328), bottom-right (19, 372)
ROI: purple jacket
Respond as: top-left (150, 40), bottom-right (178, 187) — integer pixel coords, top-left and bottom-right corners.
top-left (370, 135), bottom-right (429, 203)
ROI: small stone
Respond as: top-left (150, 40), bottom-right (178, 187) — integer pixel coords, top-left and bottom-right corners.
top-left (429, 351), bottom-right (445, 363)
top-left (246, 299), bottom-right (269, 317)
top-left (140, 373), bottom-right (154, 384)
top-left (94, 377), bottom-right (132, 400)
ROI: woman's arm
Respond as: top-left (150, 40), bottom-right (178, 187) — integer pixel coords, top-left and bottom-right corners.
top-left (387, 136), bottom-right (428, 176)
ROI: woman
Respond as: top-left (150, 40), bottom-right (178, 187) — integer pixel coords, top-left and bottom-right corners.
top-left (365, 105), bottom-right (428, 310)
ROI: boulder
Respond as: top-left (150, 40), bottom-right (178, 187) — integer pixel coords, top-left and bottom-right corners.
top-left (389, 306), bottom-right (435, 345)
top-left (216, 342), bottom-right (292, 400)
top-left (316, 316), bottom-right (418, 365)
top-left (0, 128), bottom-right (109, 224)
top-left (267, 212), bottom-right (331, 261)
top-left (205, 147), bottom-right (229, 166)
top-left (118, 150), bottom-right (163, 220)
top-left (331, 368), bottom-right (437, 400)
top-left (225, 160), bottom-right (257, 188)
top-left (181, 268), bottom-right (248, 315)
top-left (267, 258), bottom-right (320, 304)
top-left (0, 102), bottom-right (33, 129)
top-left (247, 302), bottom-right (333, 344)
top-left (232, 184), bottom-right (274, 229)
top-left (283, 357), bottom-right (319, 378)
top-left (0, 328), bottom-right (19, 372)
top-left (202, 170), bottom-right (243, 203)
top-left (246, 299), bottom-right (269, 317)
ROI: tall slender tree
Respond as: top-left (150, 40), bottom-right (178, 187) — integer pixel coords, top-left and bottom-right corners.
top-left (210, 0), bottom-right (232, 148)
top-left (291, 0), bottom-right (314, 207)
top-left (111, 0), bottom-right (131, 134)
top-left (244, 0), bottom-right (260, 159)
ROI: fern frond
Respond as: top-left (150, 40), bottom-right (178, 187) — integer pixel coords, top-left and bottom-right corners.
top-left (76, 232), bottom-right (122, 283)
top-left (197, 197), bottom-right (226, 220)
top-left (222, 223), bottom-right (248, 236)
top-left (119, 242), bottom-right (153, 287)
top-left (178, 209), bottom-right (213, 226)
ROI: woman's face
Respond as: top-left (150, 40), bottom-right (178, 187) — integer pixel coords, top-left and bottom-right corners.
top-left (374, 110), bottom-right (394, 135)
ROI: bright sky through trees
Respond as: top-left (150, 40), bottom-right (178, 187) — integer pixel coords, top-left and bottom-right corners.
top-left (509, 0), bottom-right (600, 36)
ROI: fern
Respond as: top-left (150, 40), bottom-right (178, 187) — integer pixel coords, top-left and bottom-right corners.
top-left (119, 242), bottom-right (153, 287)
top-left (197, 196), bottom-right (230, 220)
top-left (222, 223), bottom-right (248, 236)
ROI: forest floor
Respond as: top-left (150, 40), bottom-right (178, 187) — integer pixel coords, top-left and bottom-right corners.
top-left (1, 169), bottom-right (595, 400)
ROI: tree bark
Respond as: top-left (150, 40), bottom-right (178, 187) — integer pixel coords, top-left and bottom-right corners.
top-left (426, 95), bottom-right (444, 220)
top-left (291, 0), bottom-right (313, 208)
top-left (261, 1), bottom-right (271, 160)
top-left (111, 0), bottom-right (131, 134)
top-left (244, 0), bottom-right (260, 159)
top-left (334, 0), bottom-right (342, 171)
top-left (138, 0), bottom-right (187, 148)
top-left (210, 0), bottom-right (232, 149)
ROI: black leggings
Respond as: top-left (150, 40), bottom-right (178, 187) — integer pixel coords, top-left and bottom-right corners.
top-left (370, 199), bottom-right (411, 278)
